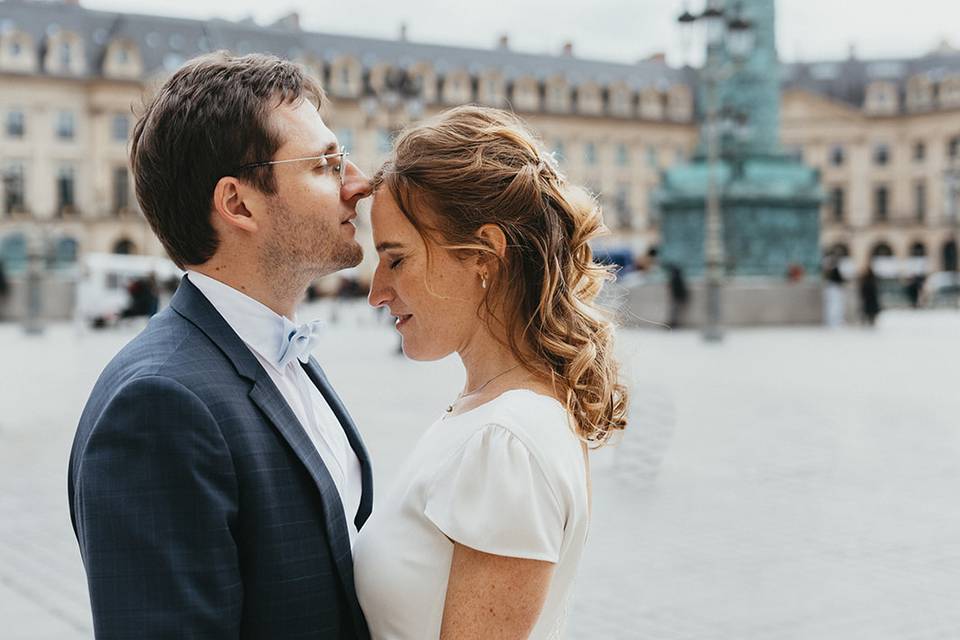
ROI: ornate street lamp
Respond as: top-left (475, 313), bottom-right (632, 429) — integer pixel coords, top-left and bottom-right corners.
top-left (361, 66), bottom-right (424, 132)
top-left (677, 0), bottom-right (754, 342)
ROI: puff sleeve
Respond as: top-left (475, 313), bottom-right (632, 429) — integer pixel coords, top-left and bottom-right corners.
top-left (423, 424), bottom-right (566, 563)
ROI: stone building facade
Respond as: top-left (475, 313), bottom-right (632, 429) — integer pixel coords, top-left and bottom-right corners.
top-left (0, 0), bottom-right (958, 289)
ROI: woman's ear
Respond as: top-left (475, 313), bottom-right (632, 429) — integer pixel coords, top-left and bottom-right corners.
top-left (212, 176), bottom-right (260, 233)
top-left (475, 224), bottom-right (507, 263)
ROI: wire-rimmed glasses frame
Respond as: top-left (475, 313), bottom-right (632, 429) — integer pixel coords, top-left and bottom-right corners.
top-left (236, 146), bottom-right (350, 187)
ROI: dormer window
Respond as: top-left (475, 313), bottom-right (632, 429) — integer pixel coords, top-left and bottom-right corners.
top-left (10, 41), bottom-right (21, 57)
top-left (58, 41), bottom-right (71, 68)
top-left (115, 47), bottom-right (128, 65)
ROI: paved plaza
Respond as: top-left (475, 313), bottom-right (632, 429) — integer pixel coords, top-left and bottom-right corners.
top-left (1, 305), bottom-right (958, 639)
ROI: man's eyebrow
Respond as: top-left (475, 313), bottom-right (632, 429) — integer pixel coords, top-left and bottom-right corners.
top-left (313, 141), bottom-right (339, 157)
top-left (376, 241), bottom-right (405, 252)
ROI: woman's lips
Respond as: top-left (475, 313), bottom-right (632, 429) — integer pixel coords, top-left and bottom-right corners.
top-left (395, 314), bottom-right (412, 329)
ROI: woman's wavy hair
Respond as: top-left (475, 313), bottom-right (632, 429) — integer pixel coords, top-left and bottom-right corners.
top-left (372, 105), bottom-right (627, 445)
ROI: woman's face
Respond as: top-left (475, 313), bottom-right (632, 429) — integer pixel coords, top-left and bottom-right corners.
top-left (368, 190), bottom-right (487, 361)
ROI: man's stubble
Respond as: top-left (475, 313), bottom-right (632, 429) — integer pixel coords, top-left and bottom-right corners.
top-left (260, 196), bottom-right (363, 296)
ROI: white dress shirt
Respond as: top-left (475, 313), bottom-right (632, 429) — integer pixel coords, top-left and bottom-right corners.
top-left (187, 271), bottom-right (363, 546)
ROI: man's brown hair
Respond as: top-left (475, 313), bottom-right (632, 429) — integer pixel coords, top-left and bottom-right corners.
top-left (129, 51), bottom-right (325, 267)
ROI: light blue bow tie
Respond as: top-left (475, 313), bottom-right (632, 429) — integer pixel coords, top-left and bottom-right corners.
top-left (277, 319), bottom-right (323, 368)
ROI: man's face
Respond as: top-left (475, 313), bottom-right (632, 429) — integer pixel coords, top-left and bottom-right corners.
top-left (258, 99), bottom-right (369, 279)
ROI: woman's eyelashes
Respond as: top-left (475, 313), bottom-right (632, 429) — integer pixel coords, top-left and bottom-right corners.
top-left (389, 256), bottom-right (405, 270)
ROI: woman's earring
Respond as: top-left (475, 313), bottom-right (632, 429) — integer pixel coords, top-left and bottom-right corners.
top-left (480, 273), bottom-right (488, 290)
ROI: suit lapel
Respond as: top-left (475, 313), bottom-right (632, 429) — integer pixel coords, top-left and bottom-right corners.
top-left (302, 357), bottom-right (374, 530)
top-left (169, 277), bottom-right (357, 607)
top-left (246, 380), bottom-right (356, 593)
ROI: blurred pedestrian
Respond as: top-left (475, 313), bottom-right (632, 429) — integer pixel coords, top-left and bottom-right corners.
top-left (0, 261), bottom-right (9, 320)
top-left (905, 273), bottom-right (925, 308)
top-left (667, 264), bottom-right (689, 329)
top-left (822, 258), bottom-right (846, 327)
top-left (859, 266), bottom-right (881, 327)
top-left (786, 262), bottom-right (805, 283)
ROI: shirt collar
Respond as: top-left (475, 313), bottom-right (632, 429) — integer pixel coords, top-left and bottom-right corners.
top-left (186, 271), bottom-right (299, 371)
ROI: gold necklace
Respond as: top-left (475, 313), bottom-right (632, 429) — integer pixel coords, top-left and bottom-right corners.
top-left (446, 365), bottom-right (521, 413)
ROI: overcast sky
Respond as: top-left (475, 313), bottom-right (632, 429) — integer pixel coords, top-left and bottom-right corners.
top-left (79, 0), bottom-right (959, 66)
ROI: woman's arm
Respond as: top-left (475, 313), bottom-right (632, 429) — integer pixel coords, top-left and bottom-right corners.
top-left (439, 542), bottom-right (555, 640)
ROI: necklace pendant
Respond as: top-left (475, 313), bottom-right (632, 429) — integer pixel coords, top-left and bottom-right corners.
top-left (446, 404), bottom-right (454, 413)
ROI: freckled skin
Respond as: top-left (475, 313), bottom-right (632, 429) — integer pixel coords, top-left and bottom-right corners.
top-left (439, 544), bottom-right (554, 640)
top-left (368, 191), bottom-right (558, 637)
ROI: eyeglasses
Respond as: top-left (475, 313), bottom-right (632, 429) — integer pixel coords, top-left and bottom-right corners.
top-left (237, 146), bottom-right (350, 187)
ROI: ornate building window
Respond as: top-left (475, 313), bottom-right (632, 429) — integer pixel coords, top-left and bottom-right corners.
top-left (1, 31), bottom-right (36, 72)
top-left (510, 77), bottom-right (540, 112)
top-left (873, 185), bottom-right (890, 222)
top-left (103, 39), bottom-right (142, 79)
top-left (6, 110), bottom-right (24, 138)
top-left (873, 143), bottom-right (890, 166)
top-left (608, 84), bottom-right (633, 118)
top-left (865, 81), bottom-right (899, 115)
top-left (913, 141), bottom-right (926, 162)
top-left (2, 162), bottom-right (26, 214)
top-left (584, 142), bottom-right (597, 166)
top-left (545, 78), bottom-right (571, 114)
top-left (57, 164), bottom-right (76, 215)
top-left (0, 233), bottom-right (28, 273)
top-left (871, 242), bottom-right (895, 259)
top-left (914, 181), bottom-right (926, 222)
top-left (614, 183), bottom-right (632, 229)
top-left (54, 236), bottom-right (78, 267)
top-left (575, 83), bottom-right (602, 116)
top-left (56, 110), bottom-right (75, 140)
top-left (112, 166), bottom-right (129, 214)
top-left (639, 88), bottom-right (663, 120)
top-left (111, 114), bottom-right (129, 142)
top-left (667, 85), bottom-right (693, 122)
top-left (616, 143), bottom-right (630, 167)
top-left (829, 186), bottom-right (845, 222)
top-left (829, 144), bottom-right (844, 166)
top-left (45, 30), bottom-right (84, 75)
top-left (113, 238), bottom-right (137, 255)
top-left (906, 75), bottom-right (933, 112)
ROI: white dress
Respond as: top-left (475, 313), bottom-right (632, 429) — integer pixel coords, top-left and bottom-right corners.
top-left (353, 389), bottom-right (590, 640)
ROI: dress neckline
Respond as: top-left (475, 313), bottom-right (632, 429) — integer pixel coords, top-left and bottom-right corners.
top-left (440, 388), bottom-right (566, 422)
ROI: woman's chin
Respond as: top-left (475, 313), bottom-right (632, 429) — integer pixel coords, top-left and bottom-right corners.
top-left (400, 340), bottom-right (451, 362)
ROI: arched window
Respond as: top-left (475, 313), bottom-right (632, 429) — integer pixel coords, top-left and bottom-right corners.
top-left (54, 236), bottom-right (78, 267)
top-left (870, 242), bottom-right (894, 258)
top-left (825, 242), bottom-right (850, 258)
top-left (112, 238), bottom-right (136, 255)
top-left (909, 241), bottom-right (927, 257)
top-left (0, 232), bottom-right (28, 273)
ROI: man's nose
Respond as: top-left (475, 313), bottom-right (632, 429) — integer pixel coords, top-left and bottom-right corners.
top-left (341, 160), bottom-right (372, 203)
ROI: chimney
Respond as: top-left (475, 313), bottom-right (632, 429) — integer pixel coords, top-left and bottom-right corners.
top-left (270, 12), bottom-right (301, 31)
top-left (561, 41), bottom-right (574, 57)
top-left (399, 22), bottom-right (408, 42)
top-left (847, 43), bottom-right (858, 60)
top-left (497, 34), bottom-right (510, 50)
top-left (644, 52), bottom-right (667, 64)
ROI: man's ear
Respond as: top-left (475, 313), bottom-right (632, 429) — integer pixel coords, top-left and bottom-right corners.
top-left (212, 176), bottom-right (261, 233)
top-left (475, 223), bottom-right (508, 263)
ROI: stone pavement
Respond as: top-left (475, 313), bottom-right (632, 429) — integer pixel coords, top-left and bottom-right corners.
top-left (1, 306), bottom-right (958, 639)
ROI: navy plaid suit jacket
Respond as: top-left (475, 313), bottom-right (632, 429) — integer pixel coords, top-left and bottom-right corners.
top-left (68, 277), bottom-right (373, 639)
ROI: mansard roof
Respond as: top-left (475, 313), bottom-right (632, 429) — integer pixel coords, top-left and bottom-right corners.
top-left (0, 0), bottom-right (682, 89)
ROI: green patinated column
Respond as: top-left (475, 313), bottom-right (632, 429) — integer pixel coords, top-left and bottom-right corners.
top-left (658, 0), bottom-right (822, 278)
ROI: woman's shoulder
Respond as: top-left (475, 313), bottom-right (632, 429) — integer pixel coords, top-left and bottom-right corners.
top-left (456, 388), bottom-right (584, 478)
